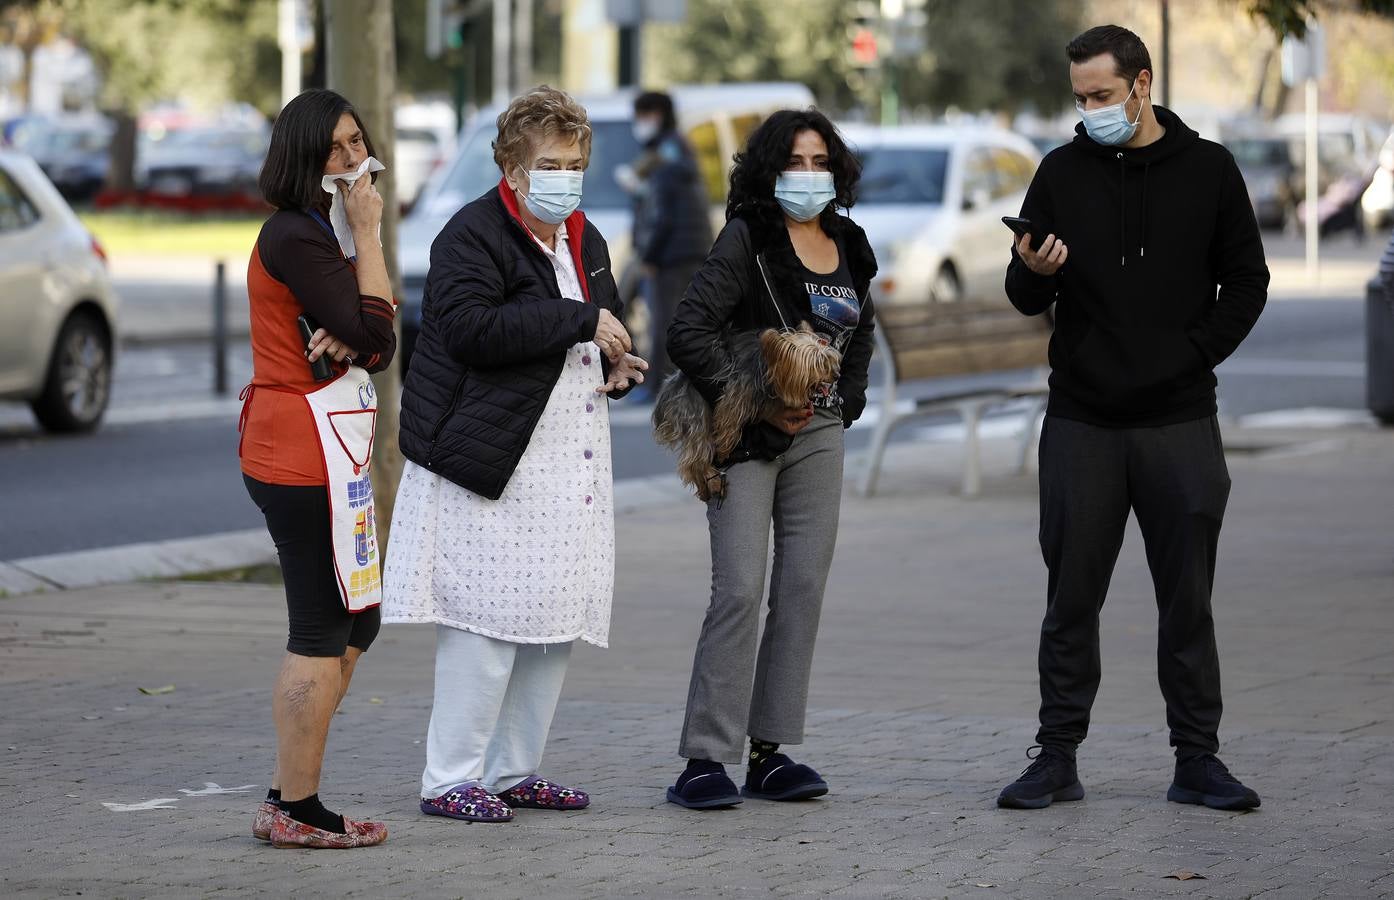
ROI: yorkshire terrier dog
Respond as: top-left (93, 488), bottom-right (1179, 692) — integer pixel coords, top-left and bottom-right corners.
top-left (653, 322), bottom-right (841, 501)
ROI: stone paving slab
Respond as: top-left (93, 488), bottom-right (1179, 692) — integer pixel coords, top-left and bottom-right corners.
top-left (0, 427), bottom-right (1391, 898)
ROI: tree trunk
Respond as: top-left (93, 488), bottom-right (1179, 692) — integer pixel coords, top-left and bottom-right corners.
top-left (105, 110), bottom-right (138, 194)
top-left (326, 0), bottom-right (404, 551)
top-left (20, 43), bottom-right (34, 111)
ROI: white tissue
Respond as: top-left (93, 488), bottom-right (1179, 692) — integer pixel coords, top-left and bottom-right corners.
top-left (321, 156), bottom-right (385, 259)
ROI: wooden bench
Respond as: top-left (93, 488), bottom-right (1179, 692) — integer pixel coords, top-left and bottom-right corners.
top-left (859, 299), bottom-right (1053, 498)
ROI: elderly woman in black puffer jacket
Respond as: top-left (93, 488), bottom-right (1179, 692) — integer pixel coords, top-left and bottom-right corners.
top-left (383, 86), bottom-right (646, 825)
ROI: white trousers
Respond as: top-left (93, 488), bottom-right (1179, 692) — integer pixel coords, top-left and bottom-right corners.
top-left (421, 625), bottom-right (573, 798)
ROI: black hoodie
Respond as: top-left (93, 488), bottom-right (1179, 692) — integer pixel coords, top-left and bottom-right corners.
top-left (1005, 106), bottom-right (1269, 427)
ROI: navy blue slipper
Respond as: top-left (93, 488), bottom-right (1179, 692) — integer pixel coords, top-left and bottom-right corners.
top-left (742, 753), bottom-right (829, 801)
top-left (666, 761), bottom-right (742, 810)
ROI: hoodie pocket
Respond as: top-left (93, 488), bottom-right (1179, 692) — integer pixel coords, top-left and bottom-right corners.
top-left (1067, 326), bottom-right (1208, 413)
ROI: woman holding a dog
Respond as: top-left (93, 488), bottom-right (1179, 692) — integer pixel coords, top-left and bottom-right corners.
top-left (664, 109), bottom-right (878, 809)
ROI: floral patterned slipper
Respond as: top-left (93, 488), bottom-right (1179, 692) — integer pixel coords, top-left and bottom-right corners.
top-left (420, 782), bottom-right (515, 823)
top-left (501, 776), bottom-right (590, 811)
top-left (252, 800), bottom-right (279, 842)
top-left (269, 810), bottom-right (387, 849)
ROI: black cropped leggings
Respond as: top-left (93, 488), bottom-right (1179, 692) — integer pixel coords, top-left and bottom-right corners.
top-left (243, 475), bottom-right (381, 657)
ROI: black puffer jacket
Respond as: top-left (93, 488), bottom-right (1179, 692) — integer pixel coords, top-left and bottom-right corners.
top-left (399, 183), bottom-right (627, 500)
top-left (666, 211), bottom-right (877, 460)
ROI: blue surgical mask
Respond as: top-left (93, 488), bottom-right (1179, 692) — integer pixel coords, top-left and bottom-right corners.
top-left (521, 169), bottom-right (584, 224)
top-left (1077, 81), bottom-right (1142, 146)
top-left (774, 171), bottom-right (836, 222)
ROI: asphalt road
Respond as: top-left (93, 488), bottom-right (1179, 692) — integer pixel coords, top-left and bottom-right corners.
top-left (0, 295), bottom-right (1375, 561)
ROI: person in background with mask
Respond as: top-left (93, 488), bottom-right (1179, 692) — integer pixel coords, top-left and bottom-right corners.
top-left (624, 91), bottom-right (713, 402)
top-left (663, 109), bottom-right (877, 810)
top-left (383, 86), bottom-right (647, 824)
top-left (998, 25), bottom-right (1268, 812)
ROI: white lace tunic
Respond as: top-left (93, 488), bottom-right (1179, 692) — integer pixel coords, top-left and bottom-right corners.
top-left (382, 227), bottom-right (614, 647)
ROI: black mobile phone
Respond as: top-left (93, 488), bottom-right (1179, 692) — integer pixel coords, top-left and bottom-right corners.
top-left (1002, 216), bottom-right (1042, 251)
top-left (297, 314), bottom-right (336, 382)
top-left (1003, 218), bottom-right (1037, 243)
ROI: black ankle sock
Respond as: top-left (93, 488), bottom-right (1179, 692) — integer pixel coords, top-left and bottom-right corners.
top-left (266, 788), bottom-right (282, 806)
top-left (280, 794), bottom-right (346, 834)
top-left (749, 738), bottom-right (780, 769)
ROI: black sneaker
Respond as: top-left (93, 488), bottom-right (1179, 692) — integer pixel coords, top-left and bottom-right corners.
top-left (666, 760), bottom-right (742, 810)
top-left (996, 745), bottom-right (1085, 809)
top-left (742, 753), bottom-right (828, 801)
top-left (1167, 754), bottom-right (1261, 811)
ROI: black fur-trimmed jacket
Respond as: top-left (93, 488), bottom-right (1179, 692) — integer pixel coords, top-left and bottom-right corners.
top-left (665, 210), bottom-right (878, 462)
top-left (399, 182), bottom-right (628, 500)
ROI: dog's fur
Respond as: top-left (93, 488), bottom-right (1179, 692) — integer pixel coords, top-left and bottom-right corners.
top-left (652, 322), bottom-right (841, 501)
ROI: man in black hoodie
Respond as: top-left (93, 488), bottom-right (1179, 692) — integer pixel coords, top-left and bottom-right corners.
top-left (998, 25), bottom-right (1266, 812)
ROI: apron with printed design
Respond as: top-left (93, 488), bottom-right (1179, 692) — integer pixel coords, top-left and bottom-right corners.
top-left (303, 365), bottom-right (381, 612)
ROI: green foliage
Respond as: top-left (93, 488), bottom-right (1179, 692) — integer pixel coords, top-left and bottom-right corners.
top-left (908, 0), bottom-right (1087, 115)
top-left (1246, 0), bottom-right (1394, 37)
top-left (664, 0), bottom-right (1086, 116)
top-left (55, 0), bottom-right (280, 114)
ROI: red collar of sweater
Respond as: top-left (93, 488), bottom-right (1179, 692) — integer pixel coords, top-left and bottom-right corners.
top-left (497, 178), bottom-right (591, 302)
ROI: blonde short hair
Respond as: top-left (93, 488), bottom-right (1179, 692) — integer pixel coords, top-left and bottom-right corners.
top-left (492, 85), bottom-right (593, 174)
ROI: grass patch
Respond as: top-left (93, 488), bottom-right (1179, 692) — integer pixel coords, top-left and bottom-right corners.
top-left (80, 210), bottom-right (264, 258)
top-left (171, 563), bottom-right (283, 585)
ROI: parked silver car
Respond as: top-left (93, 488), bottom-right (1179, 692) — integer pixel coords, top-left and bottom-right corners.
top-left (841, 124), bottom-right (1041, 307)
top-left (0, 150), bottom-right (120, 432)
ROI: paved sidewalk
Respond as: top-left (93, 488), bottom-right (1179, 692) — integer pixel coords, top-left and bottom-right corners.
top-left (1, 426), bottom-right (1391, 898)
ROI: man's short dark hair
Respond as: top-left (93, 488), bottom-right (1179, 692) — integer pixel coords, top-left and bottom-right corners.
top-left (633, 91), bottom-right (677, 132)
top-left (259, 88), bottom-right (376, 211)
top-left (1067, 25), bottom-right (1152, 83)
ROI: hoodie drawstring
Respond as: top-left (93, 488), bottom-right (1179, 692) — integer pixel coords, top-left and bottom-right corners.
top-left (1117, 153), bottom-right (1126, 266)
top-left (1140, 162), bottom-right (1150, 260)
top-left (1117, 153), bottom-right (1152, 266)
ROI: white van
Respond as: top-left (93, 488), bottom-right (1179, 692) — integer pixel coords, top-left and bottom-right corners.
top-left (396, 82), bottom-right (815, 369)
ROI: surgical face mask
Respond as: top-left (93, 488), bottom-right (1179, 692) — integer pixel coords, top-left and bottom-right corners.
top-left (1077, 81), bottom-right (1143, 146)
top-left (633, 118), bottom-right (661, 144)
top-left (520, 169), bottom-right (584, 224)
top-left (774, 171), bottom-right (836, 222)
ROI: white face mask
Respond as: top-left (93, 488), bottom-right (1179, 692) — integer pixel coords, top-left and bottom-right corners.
top-left (633, 118), bottom-right (661, 144)
top-left (521, 169), bottom-right (584, 224)
top-left (774, 171), bottom-right (836, 222)
top-left (1077, 81), bottom-right (1143, 146)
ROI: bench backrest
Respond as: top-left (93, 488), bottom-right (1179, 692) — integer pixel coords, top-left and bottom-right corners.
top-left (876, 300), bottom-right (1052, 381)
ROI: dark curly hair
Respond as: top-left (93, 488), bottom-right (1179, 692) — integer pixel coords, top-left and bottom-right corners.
top-left (726, 108), bottom-right (860, 229)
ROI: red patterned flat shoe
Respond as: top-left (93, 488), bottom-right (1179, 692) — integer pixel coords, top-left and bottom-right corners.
top-left (501, 776), bottom-right (590, 811)
top-left (420, 782), bottom-right (514, 823)
top-left (269, 810), bottom-right (387, 849)
top-left (252, 800), bottom-right (278, 842)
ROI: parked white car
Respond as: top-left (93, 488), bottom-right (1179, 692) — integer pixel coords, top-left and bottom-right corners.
top-left (395, 82), bottom-right (815, 369)
top-left (840, 124), bottom-right (1041, 307)
top-left (395, 100), bottom-right (458, 210)
top-left (1361, 128), bottom-right (1394, 230)
top-left (0, 150), bottom-right (119, 432)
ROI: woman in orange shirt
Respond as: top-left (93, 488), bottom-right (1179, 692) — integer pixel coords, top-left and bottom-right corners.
top-left (239, 89), bottom-right (396, 849)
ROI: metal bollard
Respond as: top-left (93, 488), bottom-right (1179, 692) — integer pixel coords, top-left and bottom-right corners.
top-left (213, 260), bottom-right (228, 396)
top-left (1367, 276), bottom-right (1394, 426)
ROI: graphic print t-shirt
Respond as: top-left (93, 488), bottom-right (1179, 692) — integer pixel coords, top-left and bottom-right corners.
top-left (800, 238), bottom-right (860, 408)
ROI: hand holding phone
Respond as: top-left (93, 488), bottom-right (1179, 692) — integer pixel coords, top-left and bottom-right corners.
top-left (1002, 216), bottom-right (1039, 250)
top-left (297, 314), bottom-right (336, 382)
top-left (1004, 217), bottom-right (1068, 276)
